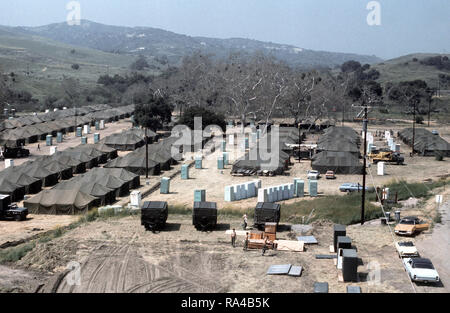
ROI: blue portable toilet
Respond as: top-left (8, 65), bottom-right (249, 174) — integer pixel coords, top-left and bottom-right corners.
top-left (294, 179), bottom-right (305, 197)
top-left (223, 152), bottom-right (229, 165)
top-left (181, 164), bottom-right (189, 179)
top-left (76, 127), bottom-right (82, 137)
top-left (160, 177), bottom-right (170, 194)
top-left (309, 180), bottom-right (318, 197)
top-left (195, 156), bottom-right (202, 169)
top-left (94, 133), bottom-right (100, 144)
top-left (95, 120), bottom-right (100, 130)
top-left (245, 137), bottom-right (249, 149)
top-left (194, 190), bottom-right (206, 202)
top-left (46, 135), bottom-right (53, 146)
top-left (224, 186), bottom-right (235, 202)
top-left (217, 156), bottom-right (224, 169)
top-left (56, 132), bottom-right (63, 143)
top-left (221, 140), bottom-right (226, 152)
top-left (81, 136), bottom-right (87, 145)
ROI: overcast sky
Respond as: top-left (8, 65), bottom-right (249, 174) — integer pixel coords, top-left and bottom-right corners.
top-left (0, 0), bottom-right (448, 59)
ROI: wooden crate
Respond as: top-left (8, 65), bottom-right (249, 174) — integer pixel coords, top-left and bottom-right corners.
top-left (249, 231), bottom-right (263, 240)
top-left (247, 239), bottom-right (275, 250)
top-left (264, 222), bottom-right (277, 234)
top-left (264, 232), bottom-right (276, 241)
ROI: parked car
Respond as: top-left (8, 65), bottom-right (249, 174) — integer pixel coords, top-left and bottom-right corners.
top-left (431, 130), bottom-right (439, 135)
top-left (339, 183), bottom-right (368, 193)
top-left (394, 216), bottom-right (429, 236)
top-left (307, 170), bottom-right (320, 179)
top-left (403, 258), bottom-right (440, 284)
top-left (395, 241), bottom-right (419, 258)
top-left (325, 170), bottom-right (336, 179)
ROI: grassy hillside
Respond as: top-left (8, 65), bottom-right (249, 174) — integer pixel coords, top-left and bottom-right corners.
top-left (0, 26), bottom-right (158, 102)
top-left (373, 53), bottom-right (450, 87)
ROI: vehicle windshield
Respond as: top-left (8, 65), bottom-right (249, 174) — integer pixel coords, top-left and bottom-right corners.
top-left (400, 220), bottom-right (415, 225)
top-left (413, 262), bottom-right (434, 269)
top-left (399, 242), bottom-right (414, 247)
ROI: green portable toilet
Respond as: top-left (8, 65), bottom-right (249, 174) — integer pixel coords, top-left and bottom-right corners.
top-left (160, 177), bottom-right (170, 194)
top-left (56, 132), bottom-right (63, 143)
top-left (76, 127), bottom-right (82, 137)
top-left (223, 152), bottom-right (229, 165)
top-left (81, 136), bottom-right (87, 145)
top-left (245, 137), bottom-right (249, 149)
top-left (309, 180), bottom-right (318, 197)
top-left (195, 156), bottom-right (202, 169)
top-left (46, 135), bottom-right (53, 146)
top-left (217, 156), bottom-right (224, 169)
top-left (95, 120), bottom-right (100, 130)
top-left (194, 189), bottom-right (206, 202)
top-left (221, 140), bottom-right (226, 152)
top-left (94, 133), bottom-right (100, 144)
top-left (181, 164), bottom-right (189, 179)
top-left (294, 179), bottom-right (305, 197)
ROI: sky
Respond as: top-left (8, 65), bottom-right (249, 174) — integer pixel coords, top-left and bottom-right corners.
top-left (0, 0), bottom-right (448, 59)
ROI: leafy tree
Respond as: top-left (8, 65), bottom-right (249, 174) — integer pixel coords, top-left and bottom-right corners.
top-left (130, 55), bottom-right (150, 71)
top-left (341, 60), bottom-right (362, 73)
top-left (178, 106), bottom-right (226, 131)
top-left (71, 63), bottom-right (80, 70)
top-left (134, 95), bottom-right (173, 131)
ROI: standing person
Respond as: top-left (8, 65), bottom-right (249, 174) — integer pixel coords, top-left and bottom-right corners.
top-left (243, 232), bottom-right (249, 251)
top-left (242, 214), bottom-right (248, 230)
top-left (231, 228), bottom-right (236, 248)
top-left (37, 143), bottom-right (40, 151)
top-left (262, 237), bottom-right (269, 256)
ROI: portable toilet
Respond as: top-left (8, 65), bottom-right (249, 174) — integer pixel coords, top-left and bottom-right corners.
top-left (221, 140), bottom-right (226, 152)
top-left (228, 134), bottom-right (235, 145)
top-left (194, 190), bottom-right (206, 202)
top-left (377, 162), bottom-right (385, 176)
top-left (294, 179), bottom-right (304, 197)
top-left (181, 164), bottom-right (189, 179)
top-left (95, 120), bottom-right (100, 130)
top-left (223, 152), bottom-right (229, 165)
top-left (81, 136), bottom-right (87, 145)
top-left (83, 124), bottom-right (89, 135)
top-left (130, 190), bottom-right (142, 208)
top-left (50, 146), bottom-right (57, 155)
top-left (309, 180), bottom-right (318, 197)
top-left (244, 137), bottom-right (249, 149)
top-left (56, 132), bottom-right (63, 143)
top-left (76, 127), bottom-right (82, 137)
top-left (100, 120), bottom-right (105, 129)
top-left (5, 159), bottom-right (14, 168)
top-left (46, 135), bottom-right (53, 146)
top-left (257, 188), bottom-right (269, 202)
top-left (224, 185), bottom-right (235, 202)
top-left (94, 133), bottom-right (100, 144)
top-left (160, 177), bottom-right (170, 194)
top-left (217, 156), bottom-right (224, 169)
top-left (195, 156), bottom-right (202, 169)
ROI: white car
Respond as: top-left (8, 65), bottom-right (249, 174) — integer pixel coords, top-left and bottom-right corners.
top-left (307, 170), bottom-right (320, 179)
top-left (403, 258), bottom-right (440, 284)
top-left (395, 241), bottom-right (419, 258)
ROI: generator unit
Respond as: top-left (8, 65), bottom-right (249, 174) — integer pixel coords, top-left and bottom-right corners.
top-left (193, 201), bottom-right (217, 231)
top-left (141, 201), bottom-right (168, 231)
top-left (254, 202), bottom-right (281, 230)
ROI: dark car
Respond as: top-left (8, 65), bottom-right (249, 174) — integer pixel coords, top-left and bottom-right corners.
top-left (254, 202), bottom-right (281, 230)
top-left (0, 194), bottom-right (28, 221)
top-left (193, 202), bottom-right (217, 231)
top-left (141, 201), bottom-right (168, 232)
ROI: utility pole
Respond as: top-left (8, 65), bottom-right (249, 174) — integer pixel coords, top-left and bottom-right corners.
top-left (361, 106), bottom-right (368, 225)
top-left (145, 127), bottom-right (149, 178)
top-left (412, 100), bottom-right (416, 157)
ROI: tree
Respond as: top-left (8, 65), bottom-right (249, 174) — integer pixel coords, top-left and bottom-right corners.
top-left (130, 55), bottom-right (150, 71)
top-left (71, 63), bottom-right (80, 70)
top-left (61, 76), bottom-right (81, 108)
top-left (178, 106), bottom-right (226, 131)
top-left (134, 95), bottom-right (173, 131)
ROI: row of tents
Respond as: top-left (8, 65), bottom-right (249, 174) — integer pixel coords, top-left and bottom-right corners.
top-left (24, 167), bottom-right (140, 215)
top-left (104, 136), bottom-right (180, 175)
top-left (102, 128), bottom-right (158, 151)
top-left (398, 128), bottom-right (450, 157)
top-left (231, 128), bottom-right (300, 176)
top-left (312, 127), bottom-right (363, 174)
top-left (0, 142), bottom-right (119, 202)
top-left (0, 105), bottom-right (135, 147)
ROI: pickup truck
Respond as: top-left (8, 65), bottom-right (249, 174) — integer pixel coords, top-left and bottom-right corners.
top-left (339, 183), bottom-right (368, 193)
top-left (394, 216), bottom-right (429, 236)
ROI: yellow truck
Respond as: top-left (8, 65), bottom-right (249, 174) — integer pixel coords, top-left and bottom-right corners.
top-left (368, 151), bottom-right (404, 165)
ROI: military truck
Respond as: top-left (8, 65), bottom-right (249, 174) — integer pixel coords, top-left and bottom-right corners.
top-left (0, 194), bottom-right (28, 221)
top-left (368, 150), bottom-right (404, 165)
top-left (193, 201), bottom-right (217, 231)
top-left (141, 201), bottom-right (168, 231)
top-left (254, 202), bottom-right (281, 230)
top-left (1, 146), bottom-right (30, 159)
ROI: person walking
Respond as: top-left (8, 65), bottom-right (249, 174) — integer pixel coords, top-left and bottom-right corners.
top-left (231, 228), bottom-right (236, 248)
top-left (37, 143), bottom-right (40, 151)
top-left (242, 214), bottom-right (248, 230)
top-left (261, 237), bottom-right (269, 256)
top-left (243, 232), bottom-right (249, 251)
